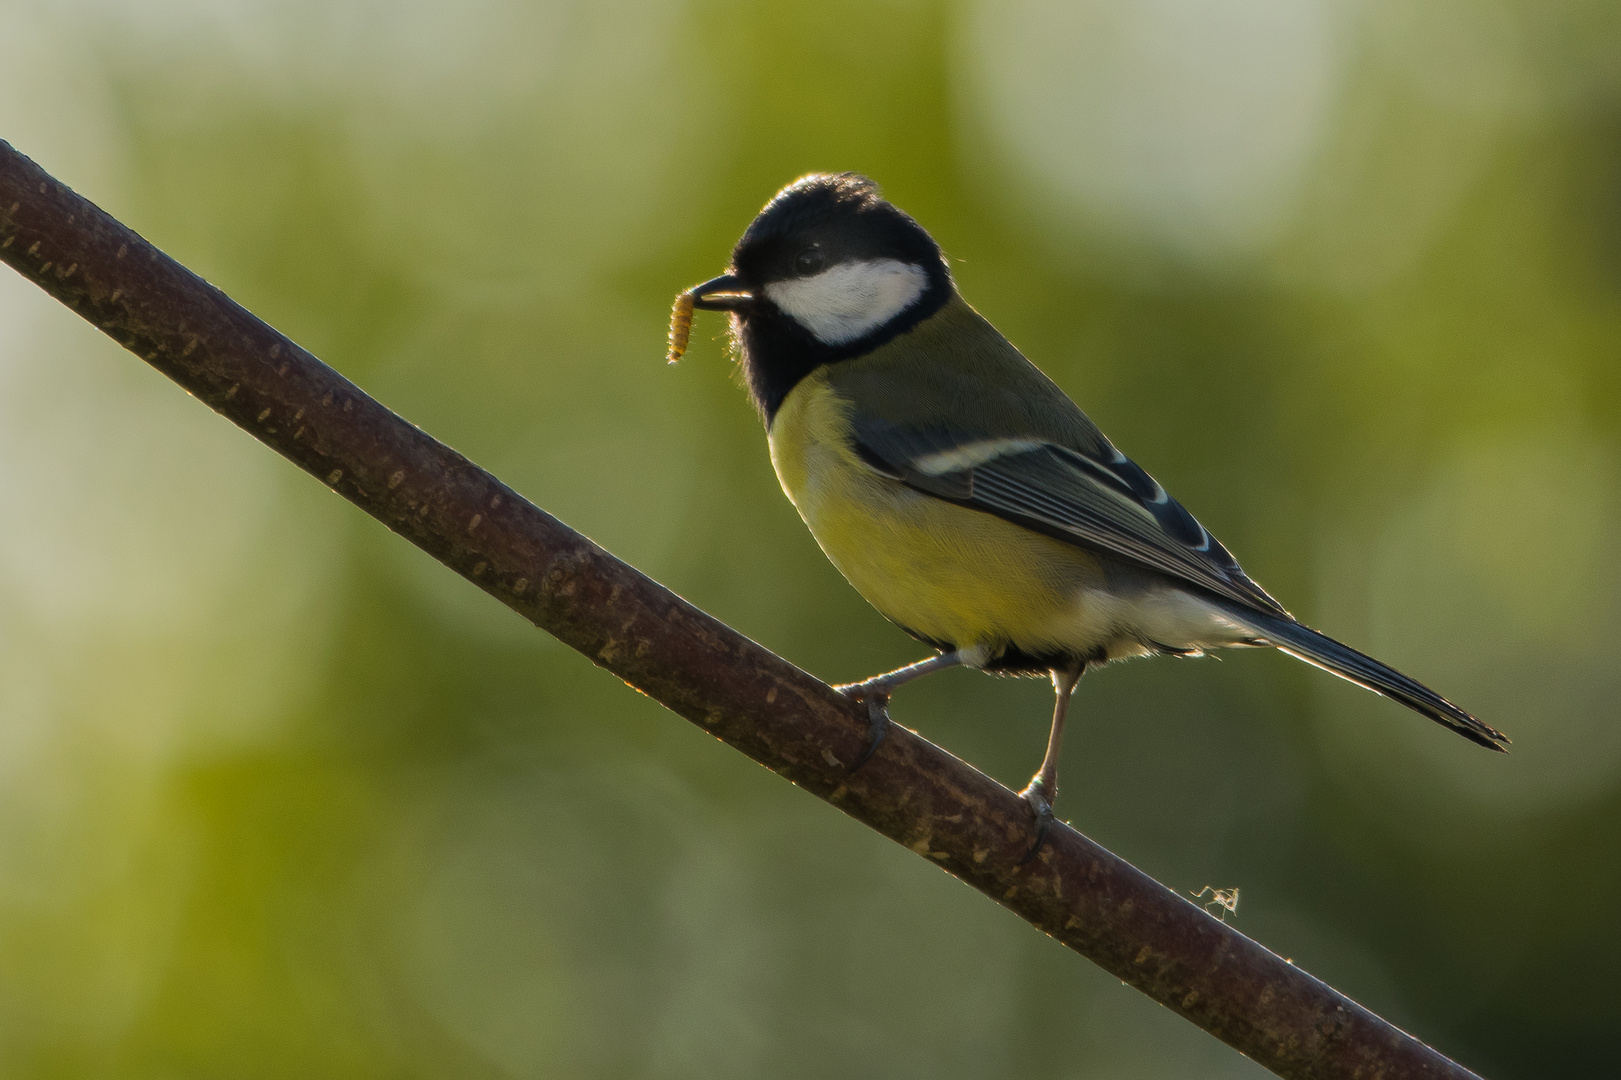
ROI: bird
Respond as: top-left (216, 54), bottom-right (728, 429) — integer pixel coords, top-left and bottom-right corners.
top-left (674, 173), bottom-right (1507, 858)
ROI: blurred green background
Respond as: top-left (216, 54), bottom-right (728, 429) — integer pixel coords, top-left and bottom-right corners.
top-left (2, 0), bottom-right (1619, 1076)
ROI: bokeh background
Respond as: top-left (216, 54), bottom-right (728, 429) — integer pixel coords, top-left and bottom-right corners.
top-left (2, 0), bottom-right (1619, 1076)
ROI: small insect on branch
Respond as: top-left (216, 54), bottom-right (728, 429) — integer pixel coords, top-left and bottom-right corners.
top-left (1191, 886), bottom-right (1241, 923)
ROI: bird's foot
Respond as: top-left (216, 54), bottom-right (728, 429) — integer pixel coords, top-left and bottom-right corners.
top-left (834, 681), bottom-right (892, 771)
top-left (1017, 779), bottom-right (1055, 866)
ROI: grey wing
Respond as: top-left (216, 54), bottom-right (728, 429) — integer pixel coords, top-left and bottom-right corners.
top-left (850, 414), bottom-right (1290, 619)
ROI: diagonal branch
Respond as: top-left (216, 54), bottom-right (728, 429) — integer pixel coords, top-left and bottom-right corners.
top-left (0, 139), bottom-right (1483, 1080)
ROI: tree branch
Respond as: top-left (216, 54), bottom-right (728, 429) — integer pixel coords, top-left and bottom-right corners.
top-left (0, 139), bottom-right (1484, 1080)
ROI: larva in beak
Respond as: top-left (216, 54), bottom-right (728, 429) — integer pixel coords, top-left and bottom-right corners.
top-left (666, 290), bottom-right (695, 365)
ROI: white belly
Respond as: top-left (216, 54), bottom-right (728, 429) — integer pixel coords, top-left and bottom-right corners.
top-left (1055, 586), bottom-right (1262, 661)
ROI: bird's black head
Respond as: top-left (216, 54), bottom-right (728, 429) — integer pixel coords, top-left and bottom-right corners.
top-left (688, 174), bottom-right (953, 423)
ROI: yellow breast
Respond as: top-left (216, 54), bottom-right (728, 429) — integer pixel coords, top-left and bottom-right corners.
top-left (767, 370), bottom-right (1110, 659)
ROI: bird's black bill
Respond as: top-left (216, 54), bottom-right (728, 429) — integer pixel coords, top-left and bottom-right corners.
top-left (689, 274), bottom-right (755, 312)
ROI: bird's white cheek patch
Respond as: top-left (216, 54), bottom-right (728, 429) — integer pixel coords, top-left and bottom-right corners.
top-left (765, 259), bottom-right (929, 345)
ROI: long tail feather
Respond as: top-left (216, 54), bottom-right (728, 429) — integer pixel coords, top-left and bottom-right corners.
top-left (1220, 605), bottom-right (1509, 751)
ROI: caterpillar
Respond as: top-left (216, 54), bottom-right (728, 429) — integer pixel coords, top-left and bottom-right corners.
top-left (666, 290), bottom-right (695, 364)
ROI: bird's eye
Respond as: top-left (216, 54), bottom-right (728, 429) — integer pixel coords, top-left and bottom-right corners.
top-left (795, 247), bottom-right (825, 275)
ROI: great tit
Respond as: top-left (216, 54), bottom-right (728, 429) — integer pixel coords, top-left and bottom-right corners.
top-left (679, 173), bottom-right (1506, 855)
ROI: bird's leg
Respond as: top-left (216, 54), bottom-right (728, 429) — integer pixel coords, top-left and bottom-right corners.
top-left (835, 650), bottom-right (968, 770)
top-left (1019, 662), bottom-right (1087, 865)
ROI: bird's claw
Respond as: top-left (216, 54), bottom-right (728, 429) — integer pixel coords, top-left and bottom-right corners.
top-left (835, 682), bottom-right (891, 771)
top-left (1018, 780), bottom-right (1055, 865)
